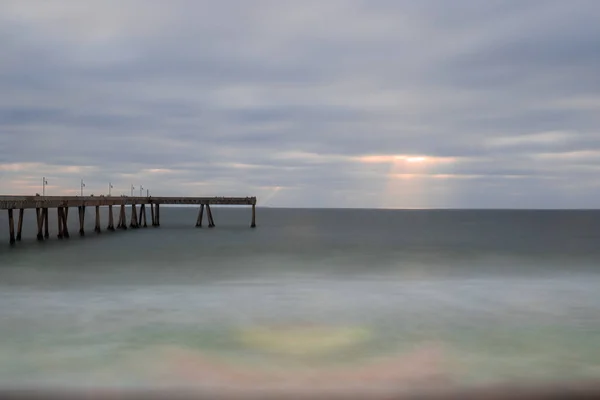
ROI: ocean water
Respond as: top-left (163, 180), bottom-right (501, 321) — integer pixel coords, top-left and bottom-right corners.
top-left (0, 207), bottom-right (599, 393)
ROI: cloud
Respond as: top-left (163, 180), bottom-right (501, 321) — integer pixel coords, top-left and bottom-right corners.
top-left (1, 0), bottom-right (599, 207)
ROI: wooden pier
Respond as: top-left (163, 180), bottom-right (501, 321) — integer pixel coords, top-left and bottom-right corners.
top-left (0, 195), bottom-right (257, 245)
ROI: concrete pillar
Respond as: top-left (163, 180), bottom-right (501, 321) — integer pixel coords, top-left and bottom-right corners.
top-left (107, 205), bottom-right (115, 231)
top-left (138, 204), bottom-right (143, 227)
top-left (122, 204), bottom-right (127, 229)
top-left (117, 205), bottom-right (123, 229)
top-left (140, 204), bottom-right (147, 227)
top-left (57, 207), bottom-right (64, 239)
top-left (62, 207), bottom-right (70, 238)
top-left (206, 204), bottom-right (215, 228)
top-left (195, 204), bottom-right (204, 227)
top-left (155, 204), bottom-right (160, 227)
top-left (36, 208), bottom-right (43, 241)
top-left (118, 205), bottom-right (127, 230)
top-left (78, 206), bottom-right (85, 236)
top-left (94, 205), bottom-right (101, 233)
top-left (251, 204), bottom-right (256, 228)
top-left (116, 207), bottom-right (120, 229)
top-left (16, 208), bottom-right (24, 240)
top-left (43, 208), bottom-right (49, 239)
top-left (130, 204), bottom-right (138, 228)
top-left (150, 204), bottom-right (156, 226)
top-left (8, 209), bottom-right (15, 245)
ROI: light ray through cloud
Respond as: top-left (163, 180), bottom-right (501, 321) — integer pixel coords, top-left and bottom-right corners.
top-left (260, 186), bottom-right (283, 206)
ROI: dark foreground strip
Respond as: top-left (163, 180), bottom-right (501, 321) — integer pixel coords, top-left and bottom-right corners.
top-left (0, 381), bottom-right (600, 400)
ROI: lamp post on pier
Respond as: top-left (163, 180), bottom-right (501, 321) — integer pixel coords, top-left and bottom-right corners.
top-left (139, 185), bottom-right (144, 197)
top-left (131, 184), bottom-right (135, 197)
top-left (109, 182), bottom-right (113, 196)
top-left (42, 177), bottom-right (48, 196)
top-left (80, 179), bottom-right (85, 196)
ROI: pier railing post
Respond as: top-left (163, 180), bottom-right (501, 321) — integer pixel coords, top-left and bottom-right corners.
top-left (16, 208), bottom-right (24, 240)
top-left (8, 209), bottom-right (15, 245)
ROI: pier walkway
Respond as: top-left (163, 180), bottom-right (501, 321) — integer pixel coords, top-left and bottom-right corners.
top-left (1, 195), bottom-right (257, 244)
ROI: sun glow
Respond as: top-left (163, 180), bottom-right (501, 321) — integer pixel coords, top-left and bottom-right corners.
top-left (355, 154), bottom-right (456, 208)
top-left (357, 154), bottom-right (453, 165)
top-left (260, 185), bottom-right (282, 205)
top-left (404, 156), bottom-right (427, 163)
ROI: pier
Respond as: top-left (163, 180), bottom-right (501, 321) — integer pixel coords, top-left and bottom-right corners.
top-left (0, 195), bottom-right (257, 245)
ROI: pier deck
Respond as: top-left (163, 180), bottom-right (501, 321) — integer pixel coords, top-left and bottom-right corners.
top-left (0, 196), bottom-right (256, 209)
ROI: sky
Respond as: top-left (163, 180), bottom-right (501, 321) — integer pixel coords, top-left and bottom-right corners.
top-left (1, 0), bottom-right (600, 208)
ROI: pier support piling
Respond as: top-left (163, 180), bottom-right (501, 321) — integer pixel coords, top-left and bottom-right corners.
top-left (206, 204), bottom-right (215, 228)
top-left (62, 207), bottom-right (70, 238)
top-left (150, 204), bottom-right (156, 226)
top-left (117, 205), bottom-right (123, 229)
top-left (107, 205), bottom-right (115, 231)
top-left (195, 204), bottom-right (204, 227)
top-left (36, 208), bottom-right (43, 240)
top-left (130, 204), bottom-right (139, 228)
top-left (1, 196), bottom-right (256, 241)
top-left (140, 204), bottom-right (147, 228)
top-left (78, 206), bottom-right (85, 236)
top-left (57, 207), bottom-right (64, 239)
top-left (116, 207), bottom-right (121, 229)
top-left (16, 208), bottom-right (24, 240)
top-left (118, 205), bottom-right (127, 230)
top-left (43, 208), bottom-right (49, 239)
top-left (94, 205), bottom-right (101, 233)
top-left (8, 209), bottom-right (15, 245)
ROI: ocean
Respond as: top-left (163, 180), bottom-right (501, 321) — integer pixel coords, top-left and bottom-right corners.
top-left (0, 207), bottom-right (599, 393)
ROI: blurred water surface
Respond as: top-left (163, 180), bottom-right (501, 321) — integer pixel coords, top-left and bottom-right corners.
top-left (0, 207), bottom-right (599, 391)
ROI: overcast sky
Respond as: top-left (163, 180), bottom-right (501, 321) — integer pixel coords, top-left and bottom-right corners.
top-left (1, 0), bottom-right (599, 208)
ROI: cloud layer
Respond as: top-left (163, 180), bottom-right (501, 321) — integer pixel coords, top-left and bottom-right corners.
top-left (1, 0), bottom-right (600, 208)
